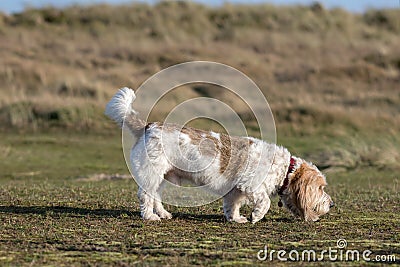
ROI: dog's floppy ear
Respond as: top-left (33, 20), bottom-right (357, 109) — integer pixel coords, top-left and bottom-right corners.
top-left (289, 163), bottom-right (320, 222)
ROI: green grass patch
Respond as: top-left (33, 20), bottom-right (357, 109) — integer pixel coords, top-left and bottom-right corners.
top-left (0, 132), bottom-right (399, 265)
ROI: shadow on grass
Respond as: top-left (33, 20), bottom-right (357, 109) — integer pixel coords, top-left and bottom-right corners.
top-left (0, 206), bottom-right (298, 224)
top-left (0, 205), bottom-right (139, 217)
top-left (0, 205), bottom-right (225, 222)
top-left (173, 212), bottom-right (225, 222)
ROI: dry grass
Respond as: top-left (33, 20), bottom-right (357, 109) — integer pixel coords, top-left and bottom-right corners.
top-left (0, 2), bottom-right (399, 165)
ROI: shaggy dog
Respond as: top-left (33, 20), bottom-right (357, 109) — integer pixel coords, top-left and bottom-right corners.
top-left (105, 88), bottom-right (334, 223)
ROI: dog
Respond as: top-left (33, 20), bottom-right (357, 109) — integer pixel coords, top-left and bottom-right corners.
top-left (105, 87), bottom-right (334, 223)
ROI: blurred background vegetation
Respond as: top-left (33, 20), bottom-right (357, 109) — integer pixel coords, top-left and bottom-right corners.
top-left (0, 1), bottom-right (399, 171)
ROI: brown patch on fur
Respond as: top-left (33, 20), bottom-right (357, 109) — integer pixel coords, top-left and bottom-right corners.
top-left (125, 114), bottom-right (146, 138)
top-left (178, 126), bottom-right (252, 176)
top-left (180, 126), bottom-right (203, 143)
top-left (180, 126), bottom-right (219, 158)
top-left (146, 122), bottom-right (254, 178)
top-left (218, 134), bottom-right (253, 178)
top-left (288, 163), bottom-right (326, 221)
top-left (180, 128), bottom-right (254, 176)
top-left (219, 133), bottom-right (232, 174)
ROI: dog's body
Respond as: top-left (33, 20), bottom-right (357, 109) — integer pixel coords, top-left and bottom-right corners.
top-left (105, 88), bottom-right (333, 223)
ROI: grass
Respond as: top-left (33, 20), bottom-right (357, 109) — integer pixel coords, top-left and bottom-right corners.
top-left (0, 2), bottom-right (400, 266)
top-left (0, 2), bottom-right (399, 134)
top-left (0, 132), bottom-right (399, 266)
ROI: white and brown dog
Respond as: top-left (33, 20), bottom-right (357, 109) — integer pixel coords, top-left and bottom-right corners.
top-left (105, 88), bottom-right (334, 223)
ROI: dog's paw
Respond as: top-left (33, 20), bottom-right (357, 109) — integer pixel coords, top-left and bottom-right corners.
top-left (158, 211), bottom-right (173, 219)
top-left (143, 213), bottom-right (161, 221)
top-left (233, 216), bottom-right (248, 223)
top-left (251, 213), bottom-right (263, 224)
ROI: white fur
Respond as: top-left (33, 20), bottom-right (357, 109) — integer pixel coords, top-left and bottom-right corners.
top-left (104, 87), bottom-right (137, 126)
top-left (105, 88), bottom-right (331, 223)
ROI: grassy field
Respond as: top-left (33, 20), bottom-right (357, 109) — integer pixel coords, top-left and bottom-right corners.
top-left (0, 132), bottom-right (399, 265)
top-left (1, 2), bottom-right (400, 266)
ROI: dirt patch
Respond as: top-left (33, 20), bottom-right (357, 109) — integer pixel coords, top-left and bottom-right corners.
top-left (77, 173), bottom-right (132, 182)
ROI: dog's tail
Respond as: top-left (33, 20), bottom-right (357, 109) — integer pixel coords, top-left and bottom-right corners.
top-left (105, 87), bottom-right (146, 139)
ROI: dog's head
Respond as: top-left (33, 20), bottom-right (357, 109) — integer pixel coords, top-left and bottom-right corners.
top-left (280, 162), bottom-right (333, 222)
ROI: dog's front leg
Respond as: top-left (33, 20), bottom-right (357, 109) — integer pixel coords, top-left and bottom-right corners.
top-left (251, 191), bottom-right (270, 224)
top-left (223, 188), bottom-right (248, 223)
top-left (138, 188), bottom-right (160, 221)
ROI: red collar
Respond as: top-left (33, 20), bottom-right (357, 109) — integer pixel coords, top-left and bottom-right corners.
top-left (278, 157), bottom-right (296, 196)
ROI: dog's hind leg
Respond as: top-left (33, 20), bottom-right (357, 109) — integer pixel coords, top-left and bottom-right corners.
top-left (223, 188), bottom-right (248, 223)
top-left (153, 181), bottom-right (172, 219)
top-left (250, 190), bottom-right (270, 224)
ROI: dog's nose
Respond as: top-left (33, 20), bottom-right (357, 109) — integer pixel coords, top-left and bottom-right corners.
top-left (330, 201), bottom-right (335, 208)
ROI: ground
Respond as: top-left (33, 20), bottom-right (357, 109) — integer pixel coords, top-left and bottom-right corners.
top-left (0, 132), bottom-right (398, 266)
